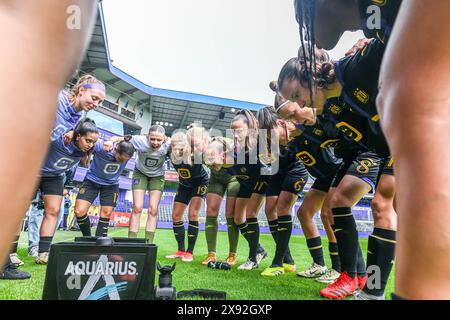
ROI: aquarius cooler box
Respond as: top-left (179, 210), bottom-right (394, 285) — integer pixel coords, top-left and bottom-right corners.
top-left (42, 237), bottom-right (157, 300)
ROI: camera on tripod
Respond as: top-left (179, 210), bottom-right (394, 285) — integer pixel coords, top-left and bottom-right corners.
top-left (154, 262), bottom-right (176, 300)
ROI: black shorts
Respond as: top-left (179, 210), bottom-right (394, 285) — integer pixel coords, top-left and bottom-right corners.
top-left (38, 176), bottom-right (65, 196)
top-left (266, 170), bottom-right (309, 197)
top-left (77, 179), bottom-right (119, 207)
top-left (236, 179), bottom-right (256, 198)
top-left (174, 182), bottom-right (208, 205)
top-left (311, 174), bottom-right (336, 193)
top-left (251, 176), bottom-right (270, 196)
top-left (375, 157), bottom-right (395, 187)
top-left (332, 151), bottom-right (382, 192)
top-left (380, 157), bottom-right (394, 176)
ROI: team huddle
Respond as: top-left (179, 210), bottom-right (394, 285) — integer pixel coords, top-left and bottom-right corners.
top-left (2, 0), bottom-right (449, 300)
top-left (27, 30), bottom-right (396, 300)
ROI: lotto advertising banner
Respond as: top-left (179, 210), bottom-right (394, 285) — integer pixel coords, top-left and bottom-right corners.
top-left (90, 212), bottom-right (131, 227)
top-left (110, 212), bottom-right (132, 227)
top-left (164, 171), bottom-right (179, 181)
top-left (42, 240), bottom-right (157, 300)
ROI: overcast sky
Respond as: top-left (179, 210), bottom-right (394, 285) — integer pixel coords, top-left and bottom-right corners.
top-left (103, 0), bottom-right (364, 105)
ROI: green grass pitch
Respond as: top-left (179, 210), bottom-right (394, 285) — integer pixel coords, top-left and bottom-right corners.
top-left (0, 228), bottom-right (394, 300)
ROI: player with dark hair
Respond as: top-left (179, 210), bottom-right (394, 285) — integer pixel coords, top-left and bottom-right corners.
top-left (269, 84), bottom-right (345, 283)
top-left (256, 106), bottom-right (309, 276)
top-left (36, 118), bottom-right (99, 264)
top-left (73, 136), bottom-right (135, 238)
top-left (293, 0), bottom-right (402, 50)
top-left (275, 43), bottom-right (396, 299)
top-left (291, 0), bottom-right (450, 300)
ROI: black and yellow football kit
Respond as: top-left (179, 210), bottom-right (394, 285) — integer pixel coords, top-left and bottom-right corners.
top-left (334, 39), bottom-right (390, 157)
top-left (264, 146), bottom-right (309, 197)
top-left (380, 156), bottom-right (394, 176)
top-left (358, 0), bottom-right (402, 44)
top-left (224, 144), bottom-right (269, 264)
top-left (289, 119), bottom-right (343, 193)
top-left (225, 146), bottom-right (268, 199)
top-left (173, 162), bottom-right (209, 205)
top-left (321, 99), bottom-right (382, 191)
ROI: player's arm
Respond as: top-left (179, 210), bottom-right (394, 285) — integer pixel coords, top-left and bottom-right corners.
top-left (0, 0), bottom-right (98, 262)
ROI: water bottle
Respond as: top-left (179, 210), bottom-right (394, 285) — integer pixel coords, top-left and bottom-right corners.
top-left (207, 261), bottom-right (231, 270)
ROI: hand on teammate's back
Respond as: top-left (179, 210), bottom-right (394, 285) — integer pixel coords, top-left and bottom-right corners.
top-left (103, 140), bottom-right (114, 152)
top-left (63, 131), bottom-right (74, 145)
top-left (345, 38), bottom-right (371, 56)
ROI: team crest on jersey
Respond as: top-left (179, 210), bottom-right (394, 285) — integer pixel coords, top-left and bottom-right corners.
top-left (144, 157), bottom-right (159, 168)
top-left (312, 128), bottom-right (323, 136)
top-left (54, 157), bottom-right (76, 170)
top-left (354, 88), bottom-right (369, 104)
top-left (336, 122), bottom-right (363, 142)
top-left (79, 188), bottom-right (86, 195)
top-left (295, 151), bottom-right (317, 167)
top-left (177, 168), bottom-right (191, 179)
top-left (240, 167), bottom-right (247, 173)
top-left (329, 104), bottom-right (342, 115)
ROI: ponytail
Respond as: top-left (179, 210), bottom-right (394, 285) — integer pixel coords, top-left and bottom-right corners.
top-left (69, 74), bottom-right (105, 100)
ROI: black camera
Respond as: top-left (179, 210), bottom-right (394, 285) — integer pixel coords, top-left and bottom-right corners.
top-left (154, 262), bottom-right (176, 300)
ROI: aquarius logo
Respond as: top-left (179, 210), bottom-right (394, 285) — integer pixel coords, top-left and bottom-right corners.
top-left (65, 255), bottom-right (137, 300)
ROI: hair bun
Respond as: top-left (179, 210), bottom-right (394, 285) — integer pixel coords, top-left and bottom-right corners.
top-left (123, 135), bottom-right (132, 142)
top-left (83, 117), bottom-right (96, 125)
top-left (318, 62), bottom-right (336, 87)
top-left (269, 81), bottom-right (279, 92)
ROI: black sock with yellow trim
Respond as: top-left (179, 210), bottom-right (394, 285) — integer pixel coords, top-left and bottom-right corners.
top-left (268, 219), bottom-right (278, 243)
top-left (95, 217), bottom-right (110, 237)
top-left (306, 236), bottom-right (325, 266)
top-left (329, 242), bottom-right (341, 272)
top-left (76, 214), bottom-right (92, 237)
top-left (332, 207), bottom-right (359, 278)
top-left (272, 215), bottom-right (292, 267)
top-left (246, 218), bottom-right (260, 263)
top-left (38, 236), bottom-right (53, 253)
top-left (186, 221), bottom-right (199, 254)
top-left (173, 221), bottom-right (185, 252)
top-left (357, 244), bottom-right (367, 278)
top-left (364, 228), bottom-right (396, 297)
top-left (237, 221), bottom-right (253, 260)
